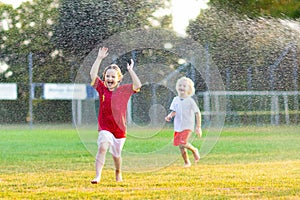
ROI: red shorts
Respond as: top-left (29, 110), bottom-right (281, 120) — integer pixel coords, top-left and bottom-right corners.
top-left (173, 130), bottom-right (192, 146)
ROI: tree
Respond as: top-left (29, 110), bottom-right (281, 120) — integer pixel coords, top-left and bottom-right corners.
top-left (0, 0), bottom-right (67, 84)
top-left (209, 0), bottom-right (300, 19)
top-left (52, 0), bottom-right (169, 61)
top-left (187, 7), bottom-right (300, 91)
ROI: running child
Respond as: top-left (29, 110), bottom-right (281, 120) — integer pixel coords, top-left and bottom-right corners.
top-left (165, 76), bottom-right (202, 167)
top-left (90, 47), bottom-right (142, 183)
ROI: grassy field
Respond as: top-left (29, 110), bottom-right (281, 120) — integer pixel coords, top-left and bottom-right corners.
top-left (0, 125), bottom-right (299, 199)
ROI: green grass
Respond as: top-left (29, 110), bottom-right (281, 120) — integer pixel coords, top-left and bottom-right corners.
top-left (0, 125), bottom-right (299, 199)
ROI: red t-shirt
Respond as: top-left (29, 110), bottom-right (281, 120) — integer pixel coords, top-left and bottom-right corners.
top-left (92, 77), bottom-right (137, 138)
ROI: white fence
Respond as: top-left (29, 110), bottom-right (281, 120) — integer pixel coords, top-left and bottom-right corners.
top-left (199, 91), bottom-right (299, 125)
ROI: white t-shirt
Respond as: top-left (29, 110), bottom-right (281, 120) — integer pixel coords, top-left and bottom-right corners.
top-left (169, 96), bottom-right (200, 132)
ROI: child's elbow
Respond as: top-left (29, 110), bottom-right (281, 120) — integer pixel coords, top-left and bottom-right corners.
top-left (133, 84), bottom-right (142, 91)
top-left (137, 82), bottom-right (142, 89)
top-left (90, 73), bottom-right (96, 81)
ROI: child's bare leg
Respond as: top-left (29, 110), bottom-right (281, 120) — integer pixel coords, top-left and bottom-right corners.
top-left (179, 145), bottom-right (191, 167)
top-left (182, 143), bottom-right (200, 162)
top-left (113, 156), bottom-right (122, 182)
top-left (91, 142), bottom-right (109, 184)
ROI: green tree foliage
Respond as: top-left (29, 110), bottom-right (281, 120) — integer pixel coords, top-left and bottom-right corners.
top-left (53, 0), bottom-right (168, 60)
top-left (0, 0), bottom-right (67, 84)
top-left (187, 7), bottom-right (300, 91)
top-left (209, 0), bottom-right (300, 19)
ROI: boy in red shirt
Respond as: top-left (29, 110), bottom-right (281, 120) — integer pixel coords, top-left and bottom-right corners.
top-left (90, 47), bottom-right (142, 184)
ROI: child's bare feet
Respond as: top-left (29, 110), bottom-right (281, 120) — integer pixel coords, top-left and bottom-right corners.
top-left (184, 161), bottom-right (191, 167)
top-left (91, 178), bottom-right (100, 184)
top-left (115, 170), bottom-right (122, 182)
top-left (193, 148), bottom-right (200, 162)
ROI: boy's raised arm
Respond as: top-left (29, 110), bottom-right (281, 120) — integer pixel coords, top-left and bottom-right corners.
top-left (90, 47), bottom-right (109, 81)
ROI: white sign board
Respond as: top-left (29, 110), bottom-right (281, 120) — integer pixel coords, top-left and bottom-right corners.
top-left (44, 84), bottom-right (87, 100)
top-left (0, 83), bottom-right (17, 100)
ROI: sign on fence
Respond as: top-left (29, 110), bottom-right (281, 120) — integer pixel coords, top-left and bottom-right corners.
top-left (43, 83), bottom-right (87, 100)
top-left (0, 83), bottom-right (17, 100)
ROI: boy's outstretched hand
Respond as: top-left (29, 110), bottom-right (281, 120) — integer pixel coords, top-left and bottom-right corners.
top-left (196, 127), bottom-right (202, 138)
top-left (165, 115), bottom-right (172, 122)
top-left (97, 47), bottom-right (109, 59)
top-left (127, 59), bottom-right (134, 71)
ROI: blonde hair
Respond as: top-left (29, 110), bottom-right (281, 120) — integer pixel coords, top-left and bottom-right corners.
top-left (176, 76), bottom-right (195, 97)
top-left (102, 64), bottom-right (123, 81)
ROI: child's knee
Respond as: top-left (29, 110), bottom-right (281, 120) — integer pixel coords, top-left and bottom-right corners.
top-left (179, 144), bottom-right (186, 151)
top-left (98, 142), bottom-right (109, 154)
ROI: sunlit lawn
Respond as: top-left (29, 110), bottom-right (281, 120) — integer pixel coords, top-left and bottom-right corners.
top-left (0, 125), bottom-right (299, 199)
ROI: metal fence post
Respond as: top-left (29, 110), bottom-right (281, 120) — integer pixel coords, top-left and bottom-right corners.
top-left (28, 52), bottom-right (33, 129)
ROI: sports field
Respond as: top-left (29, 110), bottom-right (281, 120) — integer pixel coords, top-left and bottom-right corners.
top-left (0, 125), bottom-right (299, 199)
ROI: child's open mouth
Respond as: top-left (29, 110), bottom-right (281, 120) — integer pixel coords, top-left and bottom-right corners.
top-left (107, 81), bottom-right (114, 87)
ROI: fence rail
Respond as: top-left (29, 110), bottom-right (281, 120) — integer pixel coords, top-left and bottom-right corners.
top-left (198, 91), bottom-right (299, 125)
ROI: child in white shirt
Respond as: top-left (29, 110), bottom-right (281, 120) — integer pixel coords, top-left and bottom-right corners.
top-left (165, 77), bottom-right (202, 167)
